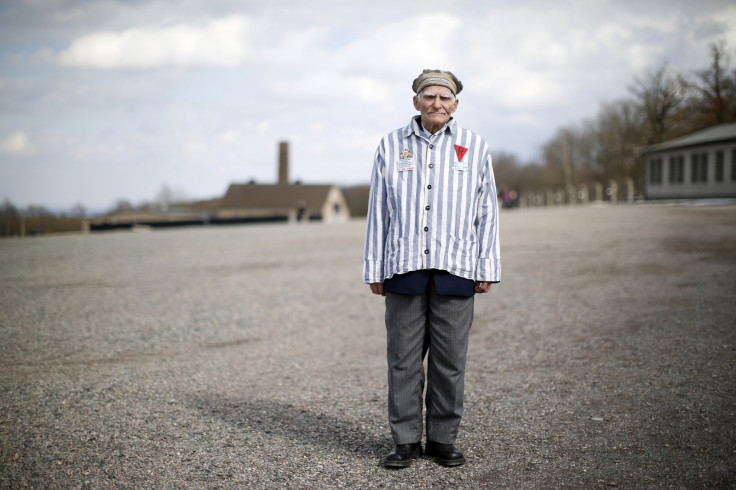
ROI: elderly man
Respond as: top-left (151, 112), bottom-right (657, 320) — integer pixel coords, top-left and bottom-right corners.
top-left (364, 69), bottom-right (501, 468)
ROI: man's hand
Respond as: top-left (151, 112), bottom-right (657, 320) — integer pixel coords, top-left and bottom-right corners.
top-left (369, 283), bottom-right (385, 296)
top-left (475, 281), bottom-right (491, 294)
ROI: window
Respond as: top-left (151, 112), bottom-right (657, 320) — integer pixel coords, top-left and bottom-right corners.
top-left (691, 152), bottom-right (708, 183)
top-left (700, 153), bottom-right (709, 182)
top-left (732, 149), bottom-right (736, 181)
top-left (690, 153), bottom-right (699, 182)
top-left (715, 150), bottom-right (724, 182)
top-left (649, 158), bottom-right (663, 185)
top-left (668, 155), bottom-right (684, 184)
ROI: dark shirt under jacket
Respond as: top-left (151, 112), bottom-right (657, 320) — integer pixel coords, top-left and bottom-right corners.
top-left (383, 269), bottom-right (475, 297)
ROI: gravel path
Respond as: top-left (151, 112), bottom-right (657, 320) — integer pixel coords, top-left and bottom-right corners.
top-left (1, 204), bottom-right (734, 488)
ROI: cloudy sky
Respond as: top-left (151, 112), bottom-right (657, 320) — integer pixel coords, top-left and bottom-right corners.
top-left (1, 0), bottom-right (735, 211)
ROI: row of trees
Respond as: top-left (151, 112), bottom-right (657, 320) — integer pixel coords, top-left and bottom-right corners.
top-left (0, 199), bottom-right (84, 237)
top-left (107, 184), bottom-right (191, 215)
top-left (0, 184), bottom-right (189, 237)
top-left (494, 40), bottom-right (736, 199)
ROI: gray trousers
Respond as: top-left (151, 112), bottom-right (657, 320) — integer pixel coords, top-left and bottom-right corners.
top-left (385, 280), bottom-right (474, 445)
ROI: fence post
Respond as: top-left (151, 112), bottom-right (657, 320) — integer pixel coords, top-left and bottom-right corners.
top-left (624, 178), bottom-right (635, 203)
top-left (608, 180), bottom-right (618, 204)
top-left (593, 182), bottom-right (603, 202)
top-left (578, 185), bottom-right (589, 205)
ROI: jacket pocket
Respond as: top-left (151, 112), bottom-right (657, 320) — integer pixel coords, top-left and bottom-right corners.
top-left (448, 235), bottom-right (477, 274)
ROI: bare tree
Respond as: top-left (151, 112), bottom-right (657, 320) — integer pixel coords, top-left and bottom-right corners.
top-left (689, 39), bottom-right (736, 126)
top-left (542, 126), bottom-right (595, 195)
top-left (629, 64), bottom-right (688, 144)
top-left (156, 184), bottom-right (173, 212)
top-left (511, 41), bottom-right (735, 200)
top-left (592, 100), bottom-right (645, 185)
top-left (491, 152), bottom-right (524, 192)
top-left (70, 202), bottom-right (87, 218)
top-left (24, 204), bottom-right (51, 217)
top-left (0, 198), bottom-right (20, 236)
top-left (155, 184), bottom-right (189, 211)
top-left (109, 199), bottom-right (134, 214)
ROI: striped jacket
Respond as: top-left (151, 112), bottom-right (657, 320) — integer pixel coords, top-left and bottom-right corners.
top-left (363, 116), bottom-right (501, 284)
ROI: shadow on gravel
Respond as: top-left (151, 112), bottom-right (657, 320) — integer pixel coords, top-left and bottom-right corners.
top-left (187, 394), bottom-right (386, 458)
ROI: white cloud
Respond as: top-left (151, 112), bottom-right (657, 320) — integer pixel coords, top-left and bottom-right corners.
top-left (268, 72), bottom-right (390, 103)
top-left (257, 122), bottom-right (271, 134)
top-left (711, 5), bottom-right (736, 45)
top-left (459, 4), bottom-right (689, 112)
top-left (263, 13), bottom-right (462, 104)
top-left (220, 130), bottom-right (239, 144)
top-left (56, 15), bottom-right (255, 68)
top-left (255, 26), bottom-right (328, 67)
top-left (333, 13), bottom-right (461, 73)
top-left (0, 131), bottom-right (35, 156)
top-left (65, 138), bottom-right (127, 161)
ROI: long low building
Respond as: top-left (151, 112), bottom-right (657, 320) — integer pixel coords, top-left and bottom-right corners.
top-left (85, 141), bottom-right (351, 231)
top-left (218, 182), bottom-right (349, 223)
top-left (643, 123), bottom-right (736, 199)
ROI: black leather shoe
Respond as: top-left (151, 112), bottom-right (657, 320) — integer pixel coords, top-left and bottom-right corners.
top-left (425, 441), bottom-right (466, 467)
top-left (384, 442), bottom-right (422, 468)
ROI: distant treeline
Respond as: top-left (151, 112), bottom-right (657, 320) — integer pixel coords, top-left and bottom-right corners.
top-left (0, 200), bottom-right (83, 237)
top-left (493, 39), bottom-right (736, 198)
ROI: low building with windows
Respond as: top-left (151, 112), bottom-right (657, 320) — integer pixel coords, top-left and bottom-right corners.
top-left (219, 182), bottom-right (349, 223)
top-left (643, 123), bottom-right (736, 199)
top-left (216, 141), bottom-right (350, 223)
top-left (84, 141), bottom-right (351, 231)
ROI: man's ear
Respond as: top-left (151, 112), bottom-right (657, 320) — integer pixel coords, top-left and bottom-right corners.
top-left (413, 95), bottom-right (420, 111)
top-left (452, 98), bottom-right (459, 113)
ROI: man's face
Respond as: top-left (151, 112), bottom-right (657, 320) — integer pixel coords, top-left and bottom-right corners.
top-left (413, 85), bottom-right (459, 132)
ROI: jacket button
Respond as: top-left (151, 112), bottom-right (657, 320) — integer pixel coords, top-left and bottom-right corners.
top-left (424, 249), bottom-right (429, 254)
top-left (424, 227), bottom-right (428, 232)
top-left (427, 184), bottom-right (432, 189)
top-left (425, 205), bottom-right (430, 210)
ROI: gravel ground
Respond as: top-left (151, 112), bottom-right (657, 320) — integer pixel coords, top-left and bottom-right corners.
top-left (0, 203), bottom-right (735, 489)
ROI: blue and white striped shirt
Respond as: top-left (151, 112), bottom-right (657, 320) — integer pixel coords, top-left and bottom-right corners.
top-left (363, 116), bottom-right (501, 284)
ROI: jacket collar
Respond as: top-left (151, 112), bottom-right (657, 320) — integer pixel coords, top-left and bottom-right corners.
top-left (407, 116), bottom-right (457, 138)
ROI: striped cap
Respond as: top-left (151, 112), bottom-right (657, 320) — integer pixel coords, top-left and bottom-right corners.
top-left (412, 69), bottom-right (463, 95)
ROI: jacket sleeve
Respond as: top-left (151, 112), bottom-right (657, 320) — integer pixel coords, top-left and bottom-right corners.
top-left (474, 148), bottom-right (501, 282)
top-left (363, 143), bottom-right (389, 283)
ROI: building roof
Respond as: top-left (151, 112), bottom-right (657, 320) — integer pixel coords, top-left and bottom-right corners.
top-left (341, 185), bottom-right (370, 217)
top-left (643, 123), bottom-right (736, 154)
top-left (221, 183), bottom-right (336, 215)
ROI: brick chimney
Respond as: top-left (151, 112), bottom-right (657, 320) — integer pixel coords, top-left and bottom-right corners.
top-left (278, 141), bottom-right (289, 185)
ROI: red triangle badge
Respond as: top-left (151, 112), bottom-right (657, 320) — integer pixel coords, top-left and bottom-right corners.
top-left (454, 144), bottom-right (468, 162)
